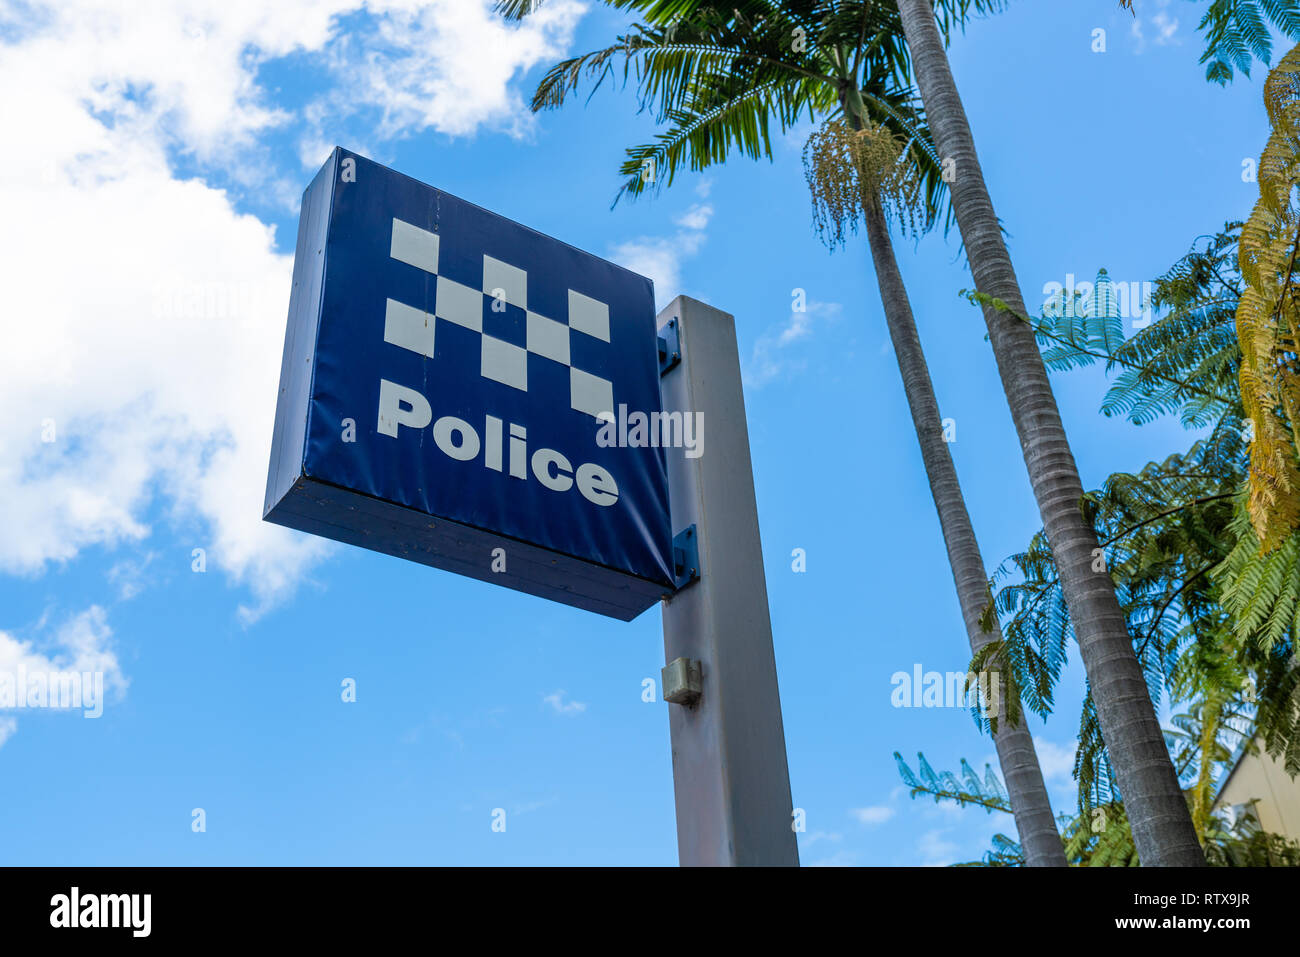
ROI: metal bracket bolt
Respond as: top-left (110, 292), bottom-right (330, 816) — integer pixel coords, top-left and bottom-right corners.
top-left (672, 525), bottom-right (700, 590)
top-left (658, 317), bottom-right (682, 376)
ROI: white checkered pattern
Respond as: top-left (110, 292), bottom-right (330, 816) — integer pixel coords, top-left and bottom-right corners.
top-left (383, 217), bottom-right (615, 420)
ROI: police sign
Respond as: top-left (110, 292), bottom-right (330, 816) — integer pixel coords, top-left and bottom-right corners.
top-left (264, 148), bottom-right (674, 620)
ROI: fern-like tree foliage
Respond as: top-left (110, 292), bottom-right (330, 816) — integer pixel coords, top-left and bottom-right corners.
top-left (1238, 42), bottom-right (1300, 552)
top-left (896, 741), bottom-right (1300, 866)
top-left (894, 750), bottom-right (1010, 813)
top-left (1032, 215), bottom-right (1300, 657)
top-left (984, 213), bottom-right (1300, 796)
top-left (1119, 0), bottom-right (1300, 84)
top-left (978, 230), bottom-right (1300, 850)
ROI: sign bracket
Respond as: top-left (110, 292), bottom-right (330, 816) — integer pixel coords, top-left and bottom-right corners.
top-left (658, 317), bottom-right (682, 376)
top-left (671, 524), bottom-right (700, 590)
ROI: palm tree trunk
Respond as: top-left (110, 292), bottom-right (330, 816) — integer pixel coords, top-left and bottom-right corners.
top-left (863, 192), bottom-right (1066, 866)
top-left (894, 0), bottom-right (1204, 865)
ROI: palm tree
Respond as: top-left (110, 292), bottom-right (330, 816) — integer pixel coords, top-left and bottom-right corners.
top-left (854, 167), bottom-right (1066, 865)
top-left (892, 0), bottom-right (1206, 864)
top-left (1001, 220), bottom-right (1300, 803)
top-left (501, 0), bottom-right (1065, 864)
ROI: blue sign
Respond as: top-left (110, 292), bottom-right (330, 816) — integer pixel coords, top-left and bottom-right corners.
top-left (264, 148), bottom-right (674, 620)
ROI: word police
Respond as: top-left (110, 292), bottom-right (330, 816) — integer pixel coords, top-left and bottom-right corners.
top-left (378, 379), bottom-right (619, 507)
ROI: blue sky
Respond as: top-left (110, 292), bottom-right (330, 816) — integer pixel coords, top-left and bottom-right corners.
top-left (0, 0), bottom-right (1269, 865)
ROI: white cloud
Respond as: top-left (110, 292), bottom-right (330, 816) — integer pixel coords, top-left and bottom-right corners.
top-left (1152, 12), bottom-right (1180, 44)
top-left (1129, 0), bottom-right (1180, 53)
top-left (294, 0), bottom-right (586, 167)
top-left (1033, 736), bottom-right (1078, 782)
top-left (673, 203), bottom-right (714, 231)
top-left (511, 797), bottom-right (557, 815)
top-left (609, 230), bottom-right (707, 310)
top-left (0, 607), bottom-right (126, 745)
top-left (778, 309), bottom-right (817, 346)
top-left (745, 300), bottom-right (842, 387)
top-left (342, 0), bottom-right (586, 141)
top-left (0, 125), bottom-right (330, 620)
top-left (0, 0), bottom-right (591, 621)
top-left (1033, 736), bottom-right (1080, 810)
top-left (806, 849), bottom-right (858, 867)
top-left (542, 690), bottom-right (587, 715)
top-left (609, 200), bottom-right (714, 309)
top-left (799, 830), bottom-right (843, 848)
top-left (106, 553), bottom-right (159, 601)
top-left (850, 805), bottom-right (895, 825)
top-left (610, 237), bottom-right (689, 308)
top-left (4, 1), bottom-right (354, 161)
top-left (917, 828), bottom-right (958, 866)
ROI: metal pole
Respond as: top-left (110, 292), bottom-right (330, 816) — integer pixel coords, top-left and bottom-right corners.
top-left (657, 296), bottom-right (799, 866)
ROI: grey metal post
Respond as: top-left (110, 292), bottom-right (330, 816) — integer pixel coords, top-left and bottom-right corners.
top-left (657, 295), bottom-right (799, 866)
